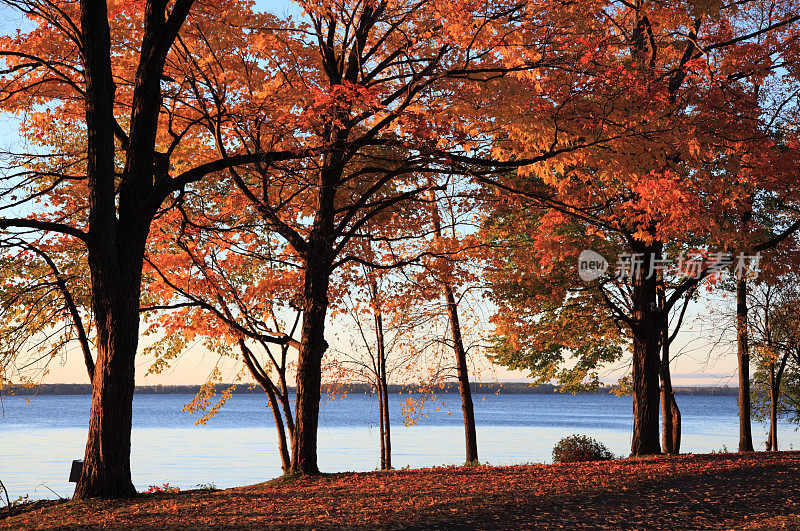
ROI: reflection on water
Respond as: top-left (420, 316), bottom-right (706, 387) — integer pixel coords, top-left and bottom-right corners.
top-left (0, 392), bottom-right (796, 499)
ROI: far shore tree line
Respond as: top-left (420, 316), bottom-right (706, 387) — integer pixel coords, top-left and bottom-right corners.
top-left (1, 382), bottom-right (742, 396)
top-left (0, 0), bottom-right (800, 499)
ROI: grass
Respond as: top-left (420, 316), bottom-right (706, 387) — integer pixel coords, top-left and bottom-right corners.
top-left (3, 451), bottom-right (800, 529)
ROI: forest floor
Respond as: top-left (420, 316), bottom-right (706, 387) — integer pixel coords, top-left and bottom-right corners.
top-left (2, 451), bottom-right (800, 529)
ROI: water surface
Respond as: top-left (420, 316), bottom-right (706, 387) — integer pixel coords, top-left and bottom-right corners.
top-left (0, 392), bottom-right (794, 499)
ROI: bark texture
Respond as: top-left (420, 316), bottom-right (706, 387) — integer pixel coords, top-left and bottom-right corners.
top-left (75, 0), bottom-right (194, 498)
top-left (291, 250), bottom-right (332, 475)
top-left (630, 244), bottom-right (662, 456)
top-left (736, 275), bottom-right (755, 452)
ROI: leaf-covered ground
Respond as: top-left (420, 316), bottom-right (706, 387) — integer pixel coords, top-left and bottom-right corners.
top-left (3, 451), bottom-right (800, 529)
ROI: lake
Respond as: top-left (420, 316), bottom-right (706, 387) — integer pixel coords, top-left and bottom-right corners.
top-left (0, 392), bottom-right (796, 500)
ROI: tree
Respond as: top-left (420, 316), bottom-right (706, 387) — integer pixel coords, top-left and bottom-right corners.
top-left (483, 200), bottom-right (702, 455)
top-left (723, 160), bottom-right (800, 453)
top-left (142, 207), bottom-right (303, 473)
top-left (425, 188), bottom-right (490, 463)
top-left (479, 0), bottom-right (800, 455)
top-left (748, 274), bottom-right (800, 451)
top-left (330, 263), bottom-right (419, 470)
top-left (0, 0), bottom-right (301, 497)
top-left (167, 0), bottom-right (615, 474)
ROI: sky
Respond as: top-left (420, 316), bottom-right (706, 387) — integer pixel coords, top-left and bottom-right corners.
top-left (33, 289), bottom-right (743, 388)
top-left (0, 0), bottom-right (744, 389)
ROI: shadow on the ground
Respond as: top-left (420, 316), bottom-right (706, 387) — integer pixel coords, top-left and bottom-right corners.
top-left (416, 453), bottom-right (800, 530)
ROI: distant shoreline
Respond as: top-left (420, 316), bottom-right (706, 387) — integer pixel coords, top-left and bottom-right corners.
top-left (1, 382), bottom-right (739, 396)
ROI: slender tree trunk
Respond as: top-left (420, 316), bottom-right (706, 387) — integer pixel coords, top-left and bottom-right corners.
top-left (660, 382), bottom-right (681, 455)
top-left (279, 382), bottom-right (295, 437)
top-left (631, 244), bottom-right (662, 456)
top-left (736, 275), bottom-right (755, 452)
top-left (660, 368), bottom-right (675, 454)
top-left (670, 393), bottom-right (681, 454)
top-left (239, 341), bottom-right (293, 473)
top-left (769, 363), bottom-right (779, 451)
top-left (370, 273), bottom-right (392, 470)
top-left (266, 386), bottom-right (291, 472)
top-left (377, 380), bottom-right (386, 469)
top-left (444, 283), bottom-right (479, 463)
top-left (372, 280), bottom-right (391, 470)
top-left (290, 261), bottom-right (331, 475)
top-left (428, 188), bottom-right (478, 464)
top-left (659, 299), bottom-right (681, 455)
top-left (380, 377), bottom-right (391, 470)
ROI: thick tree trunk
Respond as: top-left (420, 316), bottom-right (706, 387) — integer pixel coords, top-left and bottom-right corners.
top-left (631, 245), bottom-right (662, 456)
top-left (73, 0), bottom-right (193, 499)
top-left (74, 303), bottom-right (140, 498)
top-left (74, 0), bottom-right (141, 499)
top-left (75, 244), bottom-right (144, 498)
top-left (632, 328), bottom-right (662, 455)
top-left (290, 264), bottom-right (330, 475)
top-left (736, 275), bottom-right (755, 452)
top-left (444, 283), bottom-right (479, 463)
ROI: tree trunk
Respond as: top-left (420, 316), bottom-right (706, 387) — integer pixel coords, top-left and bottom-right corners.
top-left (266, 385), bottom-right (291, 472)
top-left (290, 264), bottom-right (330, 475)
top-left (659, 303), bottom-right (681, 455)
top-left (377, 379), bottom-right (386, 469)
top-left (736, 275), bottom-right (755, 452)
top-left (660, 374), bottom-right (679, 454)
top-left (279, 380), bottom-right (295, 437)
top-left (660, 384), bottom-right (681, 455)
top-left (74, 315), bottom-right (139, 498)
top-left (631, 244), bottom-right (662, 456)
top-left (769, 364), bottom-right (779, 451)
top-left (670, 393), bottom-right (681, 454)
top-left (369, 273), bottom-right (390, 470)
top-left (380, 377), bottom-right (391, 470)
top-left (74, 247), bottom-right (143, 498)
top-left (428, 188), bottom-right (478, 464)
top-left (444, 283), bottom-right (479, 463)
top-left (73, 0), bottom-right (193, 499)
top-left (239, 341), bottom-right (293, 473)
top-left (374, 306), bottom-right (391, 469)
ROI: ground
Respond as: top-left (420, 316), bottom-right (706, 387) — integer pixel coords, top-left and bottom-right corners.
top-left (2, 451), bottom-right (800, 529)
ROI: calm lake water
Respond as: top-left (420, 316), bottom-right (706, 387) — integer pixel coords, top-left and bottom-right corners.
top-left (1, 392), bottom-right (797, 499)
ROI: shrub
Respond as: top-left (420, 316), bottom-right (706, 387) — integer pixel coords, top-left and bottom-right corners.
top-left (143, 483), bottom-right (180, 494)
top-left (552, 435), bottom-right (615, 463)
